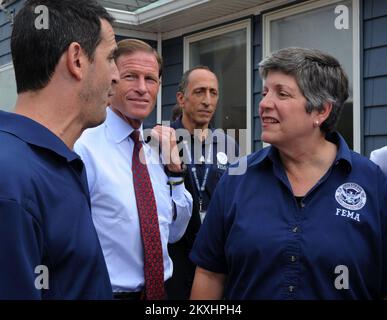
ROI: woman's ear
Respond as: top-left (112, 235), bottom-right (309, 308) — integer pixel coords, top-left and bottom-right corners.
top-left (318, 101), bottom-right (333, 123)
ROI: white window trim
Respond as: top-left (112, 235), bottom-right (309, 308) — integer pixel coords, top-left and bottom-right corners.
top-left (262, 0), bottom-right (361, 152)
top-left (183, 20), bottom-right (252, 154)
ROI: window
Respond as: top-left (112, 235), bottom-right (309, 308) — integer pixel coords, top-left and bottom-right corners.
top-left (263, 0), bottom-right (360, 151)
top-left (0, 64), bottom-right (17, 112)
top-left (184, 20), bottom-right (252, 155)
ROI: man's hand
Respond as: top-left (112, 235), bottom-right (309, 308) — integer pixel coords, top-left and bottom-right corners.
top-left (151, 125), bottom-right (183, 173)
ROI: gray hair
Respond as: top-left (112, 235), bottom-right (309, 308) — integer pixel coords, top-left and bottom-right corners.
top-left (177, 65), bottom-right (215, 95)
top-left (259, 47), bottom-right (349, 133)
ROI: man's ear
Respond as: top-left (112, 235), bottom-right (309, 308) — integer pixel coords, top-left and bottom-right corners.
top-left (66, 42), bottom-right (87, 81)
top-left (176, 92), bottom-right (185, 109)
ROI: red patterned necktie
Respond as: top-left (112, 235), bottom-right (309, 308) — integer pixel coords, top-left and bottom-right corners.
top-left (130, 130), bottom-right (165, 300)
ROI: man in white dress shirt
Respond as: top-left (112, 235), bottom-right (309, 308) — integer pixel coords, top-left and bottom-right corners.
top-left (75, 39), bottom-right (192, 300)
top-left (370, 146), bottom-right (387, 175)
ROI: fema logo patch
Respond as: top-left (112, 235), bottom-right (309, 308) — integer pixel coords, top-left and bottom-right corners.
top-left (335, 183), bottom-right (366, 211)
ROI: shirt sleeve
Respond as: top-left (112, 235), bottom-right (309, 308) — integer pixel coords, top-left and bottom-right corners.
top-left (0, 199), bottom-right (43, 299)
top-left (168, 182), bottom-right (193, 243)
top-left (189, 177), bottom-right (228, 274)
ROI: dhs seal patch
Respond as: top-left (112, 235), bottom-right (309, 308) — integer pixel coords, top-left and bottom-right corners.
top-left (335, 183), bottom-right (366, 210)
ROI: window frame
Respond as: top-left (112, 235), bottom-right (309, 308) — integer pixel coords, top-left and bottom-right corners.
top-left (183, 19), bottom-right (252, 154)
top-left (262, 0), bottom-right (361, 152)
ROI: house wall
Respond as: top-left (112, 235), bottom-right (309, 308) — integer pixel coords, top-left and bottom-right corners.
top-left (363, 0), bottom-right (387, 156)
top-left (0, 0), bottom-right (24, 65)
top-left (161, 37), bottom-right (183, 122)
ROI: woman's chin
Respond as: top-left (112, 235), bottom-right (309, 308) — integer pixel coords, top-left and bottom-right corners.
top-left (261, 133), bottom-right (273, 144)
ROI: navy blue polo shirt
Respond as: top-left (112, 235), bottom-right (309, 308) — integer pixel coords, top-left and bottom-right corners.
top-left (0, 111), bottom-right (112, 299)
top-left (190, 133), bottom-right (387, 299)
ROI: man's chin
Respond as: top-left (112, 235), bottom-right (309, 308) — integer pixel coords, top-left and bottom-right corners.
top-left (195, 119), bottom-right (211, 127)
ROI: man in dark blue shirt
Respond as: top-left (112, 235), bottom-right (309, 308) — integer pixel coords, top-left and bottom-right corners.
top-left (166, 66), bottom-right (239, 299)
top-left (0, 0), bottom-right (119, 299)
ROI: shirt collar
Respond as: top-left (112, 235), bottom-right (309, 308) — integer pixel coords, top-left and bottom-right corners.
top-left (0, 110), bottom-right (79, 162)
top-left (105, 107), bottom-right (144, 143)
top-left (249, 132), bottom-right (352, 171)
top-left (326, 132), bottom-right (352, 170)
top-left (172, 116), bottom-right (185, 130)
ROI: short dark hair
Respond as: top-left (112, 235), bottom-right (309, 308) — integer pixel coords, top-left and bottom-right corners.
top-left (259, 47), bottom-right (349, 133)
top-left (11, 0), bottom-right (114, 93)
top-left (114, 39), bottom-right (163, 78)
top-left (177, 65), bottom-right (214, 95)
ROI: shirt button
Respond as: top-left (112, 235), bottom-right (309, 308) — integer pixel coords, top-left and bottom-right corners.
top-left (292, 226), bottom-right (299, 233)
top-left (289, 285), bottom-right (295, 293)
top-left (300, 202), bottom-right (305, 208)
top-left (290, 255), bottom-right (297, 262)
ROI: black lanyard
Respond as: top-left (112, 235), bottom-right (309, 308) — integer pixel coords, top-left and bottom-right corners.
top-left (183, 140), bottom-right (212, 222)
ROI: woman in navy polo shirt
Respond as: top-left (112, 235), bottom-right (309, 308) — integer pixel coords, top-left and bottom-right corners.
top-left (189, 47), bottom-right (387, 299)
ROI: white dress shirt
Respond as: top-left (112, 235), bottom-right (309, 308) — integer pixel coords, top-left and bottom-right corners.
top-left (370, 146), bottom-right (387, 176)
top-left (74, 108), bottom-right (192, 292)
